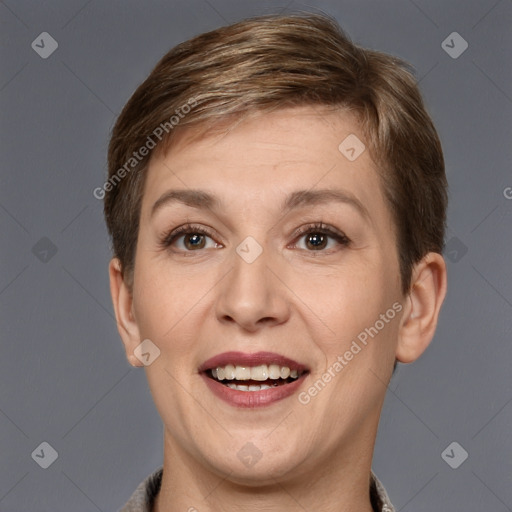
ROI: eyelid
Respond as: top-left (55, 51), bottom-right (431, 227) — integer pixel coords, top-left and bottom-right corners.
top-left (289, 222), bottom-right (350, 245)
top-left (160, 223), bottom-right (221, 249)
top-left (159, 221), bottom-right (350, 252)
top-left (286, 224), bottom-right (350, 255)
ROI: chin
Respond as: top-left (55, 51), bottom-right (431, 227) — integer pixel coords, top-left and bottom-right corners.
top-left (200, 433), bottom-right (308, 486)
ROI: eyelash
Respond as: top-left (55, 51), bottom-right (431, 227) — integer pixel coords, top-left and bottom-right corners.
top-left (291, 222), bottom-right (350, 251)
top-left (159, 222), bottom-right (350, 252)
top-left (160, 224), bottom-right (217, 249)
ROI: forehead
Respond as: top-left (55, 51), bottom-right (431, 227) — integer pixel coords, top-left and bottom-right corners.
top-left (141, 106), bottom-right (389, 223)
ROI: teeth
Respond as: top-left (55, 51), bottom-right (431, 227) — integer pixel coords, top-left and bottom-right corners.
top-left (250, 365), bottom-right (268, 381)
top-left (280, 366), bottom-right (290, 379)
top-left (268, 364), bottom-right (281, 379)
top-left (211, 364), bottom-right (302, 382)
top-left (235, 366), bottom-right (251, 380)
top-left (226, 383), bottom-right (273, 391)
top-left (224, 364), bottom-right (236, 380)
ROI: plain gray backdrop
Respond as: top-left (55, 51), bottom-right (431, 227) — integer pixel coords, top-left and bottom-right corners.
top-left (1, 0), bottom-right (511, 511)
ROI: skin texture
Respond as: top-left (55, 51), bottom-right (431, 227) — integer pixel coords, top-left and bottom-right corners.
top-left (110, 106), bottom-right (447, 512)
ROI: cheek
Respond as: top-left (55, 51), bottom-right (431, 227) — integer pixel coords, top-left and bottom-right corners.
top-left (299, 259), bottom-right (400, 360)
top-left (131, 261), bottom-right (185, 341)
top-left (131, 254), bottom-right (217, 363)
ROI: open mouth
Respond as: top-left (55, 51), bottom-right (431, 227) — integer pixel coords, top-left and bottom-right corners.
top-left (206, 364), bottom-right (307, 392)
top-left (199, 351), bottom-right (309, 406)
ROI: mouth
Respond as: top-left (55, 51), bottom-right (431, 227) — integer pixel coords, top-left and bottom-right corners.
top-left (208, 363), bottom-right (306, 391)
top-left (199, 351), bottom-right (309, 408)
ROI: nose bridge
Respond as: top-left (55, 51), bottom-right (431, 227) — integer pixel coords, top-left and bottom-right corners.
top-left (215, 237), bottom-right (289, 329)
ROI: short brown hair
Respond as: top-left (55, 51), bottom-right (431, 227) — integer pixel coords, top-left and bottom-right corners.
top-left (105, 12), bottom-right (447, 294)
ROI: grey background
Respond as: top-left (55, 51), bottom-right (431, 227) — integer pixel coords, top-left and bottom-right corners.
top-left (1, 0), bottom-right (511, 510)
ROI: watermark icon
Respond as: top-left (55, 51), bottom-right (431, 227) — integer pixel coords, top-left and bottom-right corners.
top-left (503, 186), bottom-right (512, 200)
top-left (441, 32), bottom-right (468, 59)
top-left (338, 133), bottom-right (366, 161)
top-left (237, 441), bottom-right (263, 468)
top-left (31, 32), bottom-right (58, 59)
top-left (32, 237), bottom-right (58, 263)
top-left (236, 236), bottom-right (263, 264)
top-left (298, 301), bottom-right (403, 405)
top-left (444, 236), bottom-right (468, 263)
top-left (31, 441), bottom-right (58, 469)
top-left (441, 441), bottom-right (468, 469)
top-left (134, 339), bottom-right (161, 366)
top-left (93, 97), bottom-right (198, 200)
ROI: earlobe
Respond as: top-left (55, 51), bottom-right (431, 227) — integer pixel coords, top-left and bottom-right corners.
top-left (396, 252), bottom-right (447, 364)
top-left (108, 258), bottom-right (144, 367)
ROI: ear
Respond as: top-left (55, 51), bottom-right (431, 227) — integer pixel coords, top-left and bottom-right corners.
top-left (396, 252), bottom-right (447, 364)
top-left (109, 258), bottom-right (143, 367)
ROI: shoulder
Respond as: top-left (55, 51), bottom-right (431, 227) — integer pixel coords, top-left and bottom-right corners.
top-left (371, 471), bottom-right (395, 512)
top-left (119, 467), bottom-right (163, 512)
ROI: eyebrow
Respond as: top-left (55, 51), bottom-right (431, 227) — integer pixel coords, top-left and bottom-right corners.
top-left (282, 189), bottom-right (370, 220)
top-left (151, 189), bottom-right (220, 217)
top-left (150, 188), bottom-right (370, 221)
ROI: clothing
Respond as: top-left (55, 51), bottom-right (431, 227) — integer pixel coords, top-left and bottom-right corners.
top-left (119, 467), bottom-right (395, 512)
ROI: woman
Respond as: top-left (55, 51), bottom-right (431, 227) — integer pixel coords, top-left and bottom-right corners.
top-left (104, 12), bottom-right (447, 512)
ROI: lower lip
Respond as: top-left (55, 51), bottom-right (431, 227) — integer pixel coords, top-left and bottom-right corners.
top-left (201, 373), bottom-right (307, 408)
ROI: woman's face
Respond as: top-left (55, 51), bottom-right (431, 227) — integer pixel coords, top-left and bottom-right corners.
top-left (128, 106), bottom-right (405, 483)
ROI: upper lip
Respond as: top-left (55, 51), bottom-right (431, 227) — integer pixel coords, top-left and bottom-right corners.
top-left (198, 351), bottom-right (308, 373)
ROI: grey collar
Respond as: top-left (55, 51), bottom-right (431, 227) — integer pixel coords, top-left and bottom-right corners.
top-left (120, 467), bottom-right (395, 512)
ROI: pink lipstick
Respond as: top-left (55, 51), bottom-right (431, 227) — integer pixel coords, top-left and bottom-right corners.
top-left (199, 351), bottom-right (309, 408)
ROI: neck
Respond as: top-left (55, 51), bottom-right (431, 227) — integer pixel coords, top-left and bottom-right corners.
top-left (153, 428), bottom-right (378, 512)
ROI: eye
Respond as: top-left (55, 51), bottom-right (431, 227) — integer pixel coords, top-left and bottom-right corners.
top-left (160, 224), bottom-right (221, 252)
top-left (292, 223), bottom-right (350, 251)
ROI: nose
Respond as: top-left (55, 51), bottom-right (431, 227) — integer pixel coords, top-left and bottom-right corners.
top-left (215, 245), bottom-right (291, 332)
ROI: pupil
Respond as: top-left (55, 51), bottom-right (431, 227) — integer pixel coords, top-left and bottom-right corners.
top-left (307, 233), bottom-right (326, 250)
top-left (185, 234), bottom-right (205, 250)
